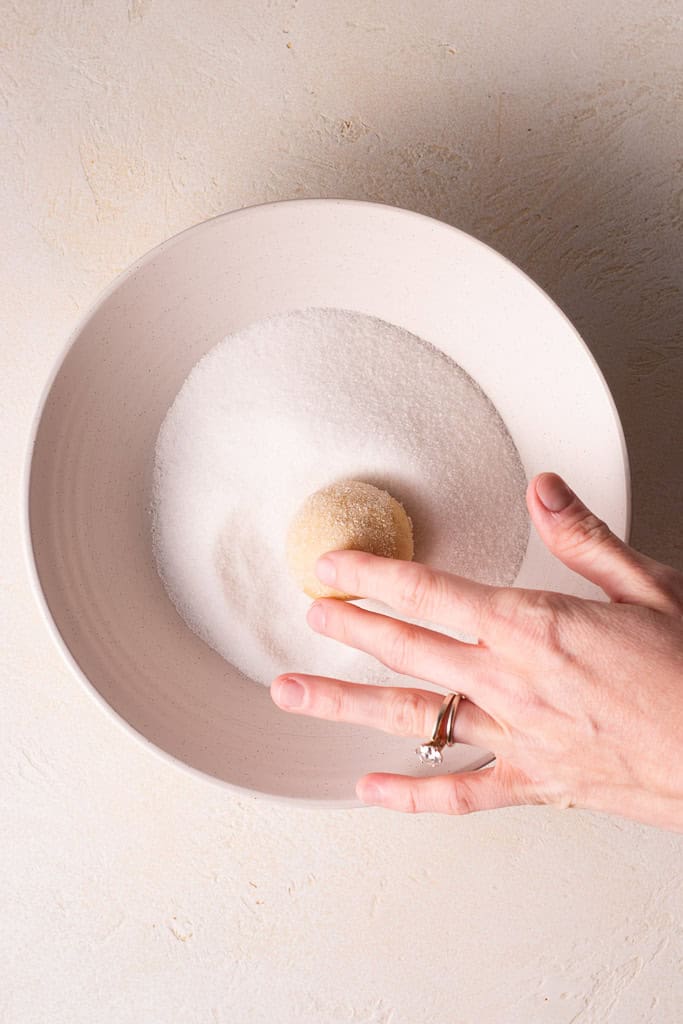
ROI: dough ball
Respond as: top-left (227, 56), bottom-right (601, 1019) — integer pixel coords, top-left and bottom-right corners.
top-left (286, 480), bottom-right (414, 600)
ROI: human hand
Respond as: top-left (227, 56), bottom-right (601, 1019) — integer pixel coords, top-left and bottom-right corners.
top-left (271, 474), bottom-right (683, 831)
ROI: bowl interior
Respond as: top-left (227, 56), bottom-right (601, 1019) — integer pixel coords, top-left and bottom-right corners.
top-left (27, 200), bottom-right (629, 804)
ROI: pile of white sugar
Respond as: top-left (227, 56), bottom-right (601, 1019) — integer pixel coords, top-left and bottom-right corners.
top-left (152, 308), bottom-right (529, 687)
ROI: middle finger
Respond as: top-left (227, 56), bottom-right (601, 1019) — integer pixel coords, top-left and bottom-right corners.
top-left (307, 598), bottom-right (493, 701)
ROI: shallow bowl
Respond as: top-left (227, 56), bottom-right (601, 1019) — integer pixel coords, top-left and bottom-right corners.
top-left (24, 200), bottom-right (630, 806)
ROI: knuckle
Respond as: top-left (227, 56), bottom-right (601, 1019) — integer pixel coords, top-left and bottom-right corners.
top-left (489, 587), bottom-right (565, 651)
top-left (445, 780), bottom-right (475, 816)
top-left (399, 786), bottom-right (419, 814)
top-left (345, 551), bottom-right (371, 596)
top-left (380, 623), bottom-right (414, 674)
top-left (559, 510), bottom-right (614, 559)
top-left (524, 591), bottom-right (564, 646)
top-left (397, 565), bottom-right (439, 619)
top-left (387, 691), bottom-right (429, 736)
top-left (332, 605), bottom-right (355, 645)
top-left (319, 683), bottom-right (346, 721)
top-left (486, 587), bottom-right (525, 627)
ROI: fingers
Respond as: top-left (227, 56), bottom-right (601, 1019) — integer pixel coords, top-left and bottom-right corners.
top-left (306, 598), bottom-right (494, 700)
top-left (315, 551), bottom-right (495, 639)
top-left (271, 673), bottom-right (501, 749)
top-left (528, 473), bottom-right (682, 615)
top-left (356, 761), bottom-right (540, 815)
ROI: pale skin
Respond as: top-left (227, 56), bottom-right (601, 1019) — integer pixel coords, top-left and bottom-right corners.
top-left (271, 473), bottom-right (683, 832)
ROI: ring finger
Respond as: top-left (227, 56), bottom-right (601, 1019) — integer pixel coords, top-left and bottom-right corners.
top-left (271, 673), bottom-right (501, 750)
top-left (307, 599), bottom-right (495, 703)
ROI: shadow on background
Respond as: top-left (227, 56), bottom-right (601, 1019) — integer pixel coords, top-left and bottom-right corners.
top-left (265, 86), bottom-right (681, 567)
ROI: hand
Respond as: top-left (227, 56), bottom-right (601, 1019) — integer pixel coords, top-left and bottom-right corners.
top-left (271, 474), bottom-right (683, 831)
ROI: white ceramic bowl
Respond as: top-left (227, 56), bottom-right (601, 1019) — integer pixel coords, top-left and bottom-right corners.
top-left (24, 200), bottom-right (630, 806)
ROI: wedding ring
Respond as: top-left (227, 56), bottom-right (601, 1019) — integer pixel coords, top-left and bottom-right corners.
top-left (416, 691), bottom-right (464, 767)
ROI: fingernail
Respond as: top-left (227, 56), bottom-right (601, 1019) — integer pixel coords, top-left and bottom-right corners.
top-left (536, 473), bottom-right (574, 513)
top-left (307, 602), bottom-right (327, 632)
top-left (274, 677), bottom-right (305, 709)
top-left (316, 556), bottom-right (336, 585)
top-left (358, 781), bottom-right (382, 804)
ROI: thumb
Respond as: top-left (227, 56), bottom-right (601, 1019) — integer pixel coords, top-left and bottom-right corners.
top-left (356, 761), bottom-right (542, 815)
top-left (527, 473), bottom-right (680, 612)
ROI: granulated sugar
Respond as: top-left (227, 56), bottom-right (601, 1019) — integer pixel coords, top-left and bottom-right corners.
top-left (152, 308), bottom-right (529, 687)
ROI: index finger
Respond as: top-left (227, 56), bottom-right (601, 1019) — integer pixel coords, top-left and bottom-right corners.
top-left (315, 551), bottom-right (496, 639)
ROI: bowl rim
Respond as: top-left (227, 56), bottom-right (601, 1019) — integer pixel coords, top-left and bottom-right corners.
top-left (20, 197), bottom-right (632, 807)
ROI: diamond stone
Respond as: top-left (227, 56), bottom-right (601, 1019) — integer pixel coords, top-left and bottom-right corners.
top-left (417, 743), bottom-right (443, 766)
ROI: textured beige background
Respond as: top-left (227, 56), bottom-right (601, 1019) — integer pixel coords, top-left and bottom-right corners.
top-left (1, 2), bottom-right (682, 1022)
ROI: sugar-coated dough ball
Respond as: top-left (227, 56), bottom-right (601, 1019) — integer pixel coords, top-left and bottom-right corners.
top-left (286, 480), bottom-right (414, 600)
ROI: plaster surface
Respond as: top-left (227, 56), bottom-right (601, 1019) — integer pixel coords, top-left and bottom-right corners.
top-left (1, 2), bottom-right (682, 1021)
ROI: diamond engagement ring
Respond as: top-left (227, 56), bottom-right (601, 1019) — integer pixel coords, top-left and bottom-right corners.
top-left (416, 691), bottom-right (464, 766)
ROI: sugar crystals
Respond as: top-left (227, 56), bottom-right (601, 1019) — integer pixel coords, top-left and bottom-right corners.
top-left (151, 308), bottom-right (529, 687)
